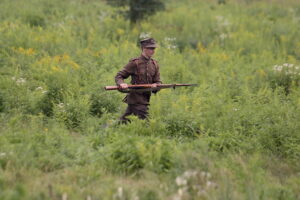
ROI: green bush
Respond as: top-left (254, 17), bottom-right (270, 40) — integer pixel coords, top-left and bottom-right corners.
top-left (54, 96), bottom-right (90, 129)
top-left (89, 90), bottom-right (119, 117)
top-left (25, 13), bottom-right (46, 27)
top-left (104, 136), bottom-right (175, 174)
top-left (107, 0), bottom-right (165, 23)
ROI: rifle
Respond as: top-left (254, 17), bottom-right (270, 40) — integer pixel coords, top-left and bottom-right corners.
top-left (104, 83), bottom-right (198, 92)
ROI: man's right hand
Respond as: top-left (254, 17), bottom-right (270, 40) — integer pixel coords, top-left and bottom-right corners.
top-left (119, 83), bottom-right (128, 89)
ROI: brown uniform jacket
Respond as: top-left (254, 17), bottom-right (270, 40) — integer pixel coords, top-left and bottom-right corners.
top-left (115, 54), bottom-right (162, 105)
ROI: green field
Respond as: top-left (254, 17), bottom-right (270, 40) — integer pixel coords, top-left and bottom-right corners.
top-left (0, 0), bottom-right (300, 199)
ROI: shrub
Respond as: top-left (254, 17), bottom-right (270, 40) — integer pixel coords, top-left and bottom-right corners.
top-left (89, 90), bottom-right (119, 117)
top-left (37, 84), bottom-right (64, 117)
top-left (25, 13), bottom-right (46, 27)
top-left (107, 0), bottom-right (165, 23)
top-left (104, 136), bottom-right (175, 174)
top-left (53, 96), bottom-right (90, 129)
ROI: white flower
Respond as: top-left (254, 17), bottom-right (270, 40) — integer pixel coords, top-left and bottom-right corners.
top-left (16, 78), bottom-right (26, 85)
top-left (58, 103), bottom-right (65, 108)
top-left (200, 171), bottom-right (211, 178)
top-left (98, 12), bottom-right (108, 21)
top-left (116, 187), bottom-right (123, 198)
top-left (36, 86), bottom-right (43, 90)
top-left (216, 16), bottom-right (230, 26)
top-left (183, 170), bottom-right (198, 178)
top-left (273, 65), bottom-right (283, 72)
top-left (166, 45), bottom-right (177, 49)
top-left (139, 32), bottom-right (151, 39)
top-left (0, 152), bottom-right (6, 157)
top-left (176, 176), bottom-right (187, 186)
top-left (219, 33), bottom-right (227, 40)
top-left (165, 37), bottom-right (176, 41)
top-left (42, 90), bottom-right (48, 94)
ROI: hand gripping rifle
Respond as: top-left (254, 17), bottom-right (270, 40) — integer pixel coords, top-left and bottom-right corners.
top-left (104, 83), bottom-right (198, 93)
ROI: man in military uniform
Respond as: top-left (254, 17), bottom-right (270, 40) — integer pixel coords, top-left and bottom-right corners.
top-left (115, 38), bottom-right (162, 123)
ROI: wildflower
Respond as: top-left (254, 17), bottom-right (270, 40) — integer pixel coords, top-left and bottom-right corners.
top-left (200, 171), bottom-right (211, 179)
top-left (164, 37), bottom-right (176, 41)
top-left (117, 28), bottom-right (125, 35)
top-left (16, 78), bottom-right (26, 85)
top-left (113, 187), bottom-right (124, 199)
top-left (176, 176), bottom-right (187, 186)
top-left (219, 33), bottom-right (228, 40)
top-left (16, 47), bottom-right (35, 55)
top-left (273, 65), bottom-right (283, 72)
top-left (36, 86), bottom-right (43, 91)
top-left (0, 152), bottom-right (6, 157)
top-left (178, 188), bottom-right (184, 196)
top-left (139, 32), bottom-right (151, 39)
top-left (183, 170), bottom-right (198, 178)
top-left (166, 45), bottom-right (177, 49)
top-left (51, 66), bottom-right (63, 72)
top-left (215, 15), bottom-right (230, 27)
top-left (98, 11), bottom-right (108, 21)
top-left (58, 103), bottom-right (65, 108)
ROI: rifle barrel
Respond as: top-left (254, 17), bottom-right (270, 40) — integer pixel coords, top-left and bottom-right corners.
top-left (104, 84), bottom-right (198, 91)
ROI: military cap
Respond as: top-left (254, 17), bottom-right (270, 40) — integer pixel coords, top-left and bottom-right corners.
top-left (140, 38), bottom-right (157, 48)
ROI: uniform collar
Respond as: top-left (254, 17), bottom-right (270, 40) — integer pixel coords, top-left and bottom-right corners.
top-left (141, 53), bottom-right (151, 61)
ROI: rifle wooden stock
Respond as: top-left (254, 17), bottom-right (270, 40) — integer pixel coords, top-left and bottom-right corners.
top-left (104, 84), bottom-right (198, 91)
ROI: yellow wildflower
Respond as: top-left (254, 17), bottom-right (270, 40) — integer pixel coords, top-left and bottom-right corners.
top-left (15, 47), bottom-right (35, 56)
top-left (51, 66), bottom-right (63, 72)
top-left (68, 60), bottom-right (80, 70)
top-left (116, 28), bottom-right (125, 35)
top-left (257, 69), bottom-right (266, 77)
top-left (197, 42), bottom-right (206, 54)
top-left (62, 53), bottom-right (70, 60)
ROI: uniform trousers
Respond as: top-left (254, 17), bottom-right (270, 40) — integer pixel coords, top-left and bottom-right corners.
top-left (120, 104), bottom-right (149, 123)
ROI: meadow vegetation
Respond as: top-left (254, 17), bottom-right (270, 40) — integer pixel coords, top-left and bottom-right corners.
top-left (0, 0), bottom-right (299, 199)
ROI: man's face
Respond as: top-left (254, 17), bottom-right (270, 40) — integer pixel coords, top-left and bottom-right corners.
top-left (143, 47), bottom-right (156, 57)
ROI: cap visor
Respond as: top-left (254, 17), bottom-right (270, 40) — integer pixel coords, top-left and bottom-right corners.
top-left (145, 44), bottom-right (157, 48)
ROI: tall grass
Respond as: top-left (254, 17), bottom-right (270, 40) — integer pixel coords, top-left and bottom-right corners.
top-left (0, 0), bottom-right (299, 199)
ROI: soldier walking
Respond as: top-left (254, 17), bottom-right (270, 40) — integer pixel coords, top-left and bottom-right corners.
top-left (115, 38), bottom-right (162, 123)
